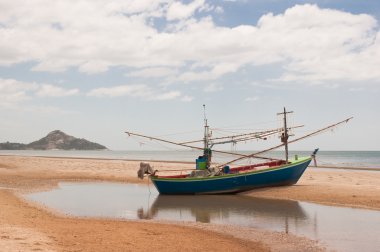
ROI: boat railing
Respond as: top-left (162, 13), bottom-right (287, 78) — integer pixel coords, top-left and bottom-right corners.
top-left (153, 159), bottom-right (288, 178)
top-left (153, 168), bottom-right (196, 178)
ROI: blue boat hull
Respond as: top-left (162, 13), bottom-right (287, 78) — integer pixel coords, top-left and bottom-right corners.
top-left (151, 157), bottom-right (312, 195)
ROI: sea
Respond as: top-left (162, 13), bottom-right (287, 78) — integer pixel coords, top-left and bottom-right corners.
top-left (1, 150), bottom-right (379, 169)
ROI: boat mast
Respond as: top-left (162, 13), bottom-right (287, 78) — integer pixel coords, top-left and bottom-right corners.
top-left (277, 107), bottom-right (293, 163)
top-left (203, 104), bottom-right (212, 168)
top-left (203, 104), bottom-right (209, 151)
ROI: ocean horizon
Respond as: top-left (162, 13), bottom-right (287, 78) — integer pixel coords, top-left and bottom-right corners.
top-left (1, 150), bottom-right (379, 169)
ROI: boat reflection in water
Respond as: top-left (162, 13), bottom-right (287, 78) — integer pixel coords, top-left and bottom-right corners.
top-left (137, 195), bottom-right (308, 233)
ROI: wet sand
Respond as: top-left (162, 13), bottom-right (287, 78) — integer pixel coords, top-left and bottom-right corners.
top-left (2, 155), bottom-right (379, 251)
top-left (1, 189), bottom-right (270, 252)
top-left (244, 167), bottom-right (380, 210)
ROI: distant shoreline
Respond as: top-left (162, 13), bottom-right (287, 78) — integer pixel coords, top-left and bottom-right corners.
top-left (0, 154), bottom-right (194, 165)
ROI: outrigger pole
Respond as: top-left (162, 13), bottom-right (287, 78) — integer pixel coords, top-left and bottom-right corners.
top-left (217, 116), bottom-right (354, 169)
top-left (127, 105), bottom-right (283, 161)
top-left (179, 125), bottom-right (304, 145)
top-left (125, 130), bottom-right (276, 160)
top-left (126, 120), bottom-right (303, 162)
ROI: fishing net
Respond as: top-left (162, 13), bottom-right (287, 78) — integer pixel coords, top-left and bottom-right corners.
top-left (137, 162), bottom-right (154, 179)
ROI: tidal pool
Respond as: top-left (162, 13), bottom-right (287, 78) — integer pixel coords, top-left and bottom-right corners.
top-left (25, 182), bottom-right (380, 252)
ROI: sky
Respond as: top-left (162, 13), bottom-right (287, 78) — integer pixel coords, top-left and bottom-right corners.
top-left (0, 0), bottom-right (379, 151)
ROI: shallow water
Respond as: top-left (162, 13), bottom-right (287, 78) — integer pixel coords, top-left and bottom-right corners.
top-left (25, 182), bottom-right (380, 252)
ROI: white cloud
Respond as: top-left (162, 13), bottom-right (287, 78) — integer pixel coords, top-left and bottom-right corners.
top-left (87, 85), bottom-right (148, 97)
top-left (36, 84), bottom-right (80, 97)
top-left (257, 5), bottom-right (379, 83)
top-left (151, 90), bottom-right (181, 100)
top-left (214, 6), bottom-right (224, 14)
top-left (181, 95), bottom-right (194, 102)
top-left (128, 67), bottom-right (178, 78)
top-left (1, 2), bottom-right (380, 84)
top-left (203, 82), bottom-right (224, 92)
top-left (0, 78), bottom-right (38, 107)
top-left (87, 84), bottom-right (184, 101)
top-left (79, 61), bottom-right (109, 74)
top-left (0, 78), bottom-right (81, 109)
top-left (166, 0), bottom-right (206, 21)
top-left (31, 60), bottom-right (79, 73)
top-left (176, 62), bottom-right (241, 82)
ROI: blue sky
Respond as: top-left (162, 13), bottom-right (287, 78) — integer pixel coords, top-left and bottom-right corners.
top-left (0, 0), bottom-right (379, 151)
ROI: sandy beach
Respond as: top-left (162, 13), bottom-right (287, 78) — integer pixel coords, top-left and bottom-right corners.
top-left (1, 155), bottom-right (380, 251)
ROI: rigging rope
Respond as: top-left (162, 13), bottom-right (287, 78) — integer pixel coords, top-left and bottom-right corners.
top-left (125, 131), bottom-right (279, 161)
top-left (215, 117), bottom-right (353, 169)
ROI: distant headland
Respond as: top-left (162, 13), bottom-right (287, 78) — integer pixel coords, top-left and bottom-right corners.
top-left (0, 130), bottom-right (107, 150)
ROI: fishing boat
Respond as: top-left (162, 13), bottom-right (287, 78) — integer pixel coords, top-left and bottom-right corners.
top-left (127, 107), bottom-right (352, 195)
top-left (150, 157), bottom-right (311, 194)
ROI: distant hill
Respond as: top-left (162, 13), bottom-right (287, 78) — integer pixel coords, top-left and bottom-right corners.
top-left (0, 130), bottom-right (107, 150)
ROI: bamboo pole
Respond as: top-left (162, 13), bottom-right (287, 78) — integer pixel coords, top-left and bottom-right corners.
top-left (125, 131), bottom-right (278, 161)
top-left (179, 125), bottom-right (304, 145)
top-left (215, 117), bottom-right (354, 168)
